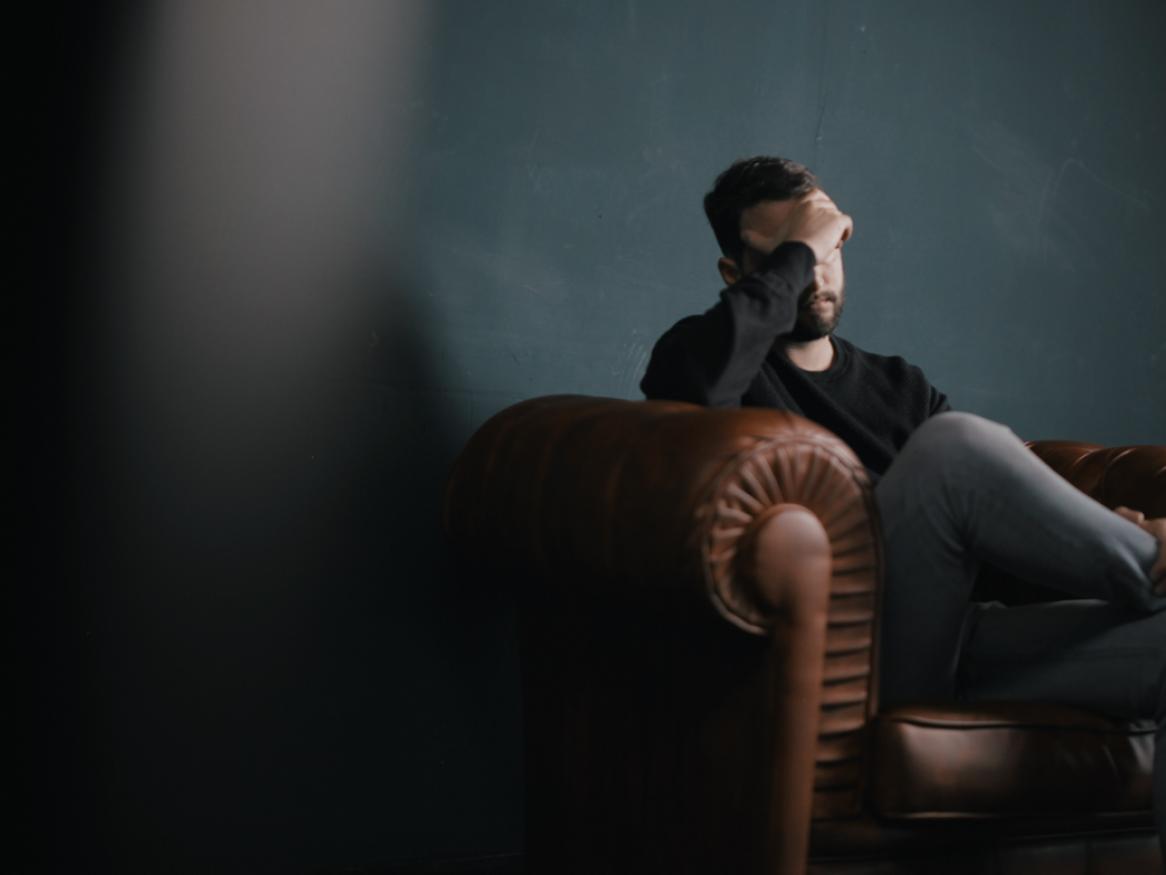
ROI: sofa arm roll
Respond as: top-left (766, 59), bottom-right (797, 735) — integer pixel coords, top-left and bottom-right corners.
top-left (443, 394), bottom-right (879, 636)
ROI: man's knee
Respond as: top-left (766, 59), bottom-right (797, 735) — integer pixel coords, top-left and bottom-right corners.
top-left (913, 411), bottom-right (1014, 450)
top-left (896, 412), bottom-right (1016, 479)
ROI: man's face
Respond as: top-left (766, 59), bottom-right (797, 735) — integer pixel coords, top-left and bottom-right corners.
top-left (735, 198), bottom-right (845, 340)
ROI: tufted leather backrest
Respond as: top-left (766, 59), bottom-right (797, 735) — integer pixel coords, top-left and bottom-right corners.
top-left (1029, 440), bottom-right (1166, 516)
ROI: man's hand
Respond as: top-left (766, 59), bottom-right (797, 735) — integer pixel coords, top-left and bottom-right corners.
top-left (1115, 506), bottom-right (1145, 525)
top-left (744, 189), bottom-right (852, 265)
top-left (785, 190), bottom-right (853, 263)
top-left (1116, 506), bottom-right (1166, 594)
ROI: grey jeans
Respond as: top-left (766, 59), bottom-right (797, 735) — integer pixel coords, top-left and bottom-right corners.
top-left (873, 412), bottom-right (1166, 852)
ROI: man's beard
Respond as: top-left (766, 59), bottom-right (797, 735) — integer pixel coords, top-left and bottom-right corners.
top-left (789, 290), bottom-right (844, 341)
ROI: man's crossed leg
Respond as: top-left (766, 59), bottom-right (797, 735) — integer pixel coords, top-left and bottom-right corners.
top-left (872, 411), bottom-right (1166, 852)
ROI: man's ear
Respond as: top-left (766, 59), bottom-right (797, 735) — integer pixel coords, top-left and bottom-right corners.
top-left (717, 256), bottom-right (741, 287)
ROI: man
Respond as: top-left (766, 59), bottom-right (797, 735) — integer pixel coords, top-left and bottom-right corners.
top-left (641, 155), bottom-right (1166, 850)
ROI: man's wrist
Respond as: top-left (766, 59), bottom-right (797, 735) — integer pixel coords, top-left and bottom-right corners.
top-left (763, 240), bottom-right (817, 270)
top-left (758, 240), bottom-right (816, 289)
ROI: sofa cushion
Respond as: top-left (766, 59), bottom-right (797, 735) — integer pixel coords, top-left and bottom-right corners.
top-left (870, 703), bottom-right (1155, 819)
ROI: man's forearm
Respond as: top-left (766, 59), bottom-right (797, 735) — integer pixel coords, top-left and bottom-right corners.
top-left (640, 241), bottom-right (814, 406)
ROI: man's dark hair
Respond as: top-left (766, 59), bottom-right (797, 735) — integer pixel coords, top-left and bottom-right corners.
top-left (703, 156), bottom-right (818, 262)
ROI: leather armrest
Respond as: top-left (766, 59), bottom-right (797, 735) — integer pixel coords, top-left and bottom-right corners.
top-left (443, 394), bottom-right (879, 635)
top-left (445, 395), bottom-right (884, 828)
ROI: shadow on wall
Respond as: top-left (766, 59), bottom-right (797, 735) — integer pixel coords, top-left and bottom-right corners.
top-left (353, 270), bottom-right (527, 866)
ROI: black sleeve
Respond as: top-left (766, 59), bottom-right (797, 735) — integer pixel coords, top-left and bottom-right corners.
top-left (640, 242), bottom-right (816, 407)
top-left (929, 385), bottom-right (951, 415)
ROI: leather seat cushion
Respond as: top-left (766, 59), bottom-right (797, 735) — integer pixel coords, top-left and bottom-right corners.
top-left (870, 703), bottom-right (1155, 819)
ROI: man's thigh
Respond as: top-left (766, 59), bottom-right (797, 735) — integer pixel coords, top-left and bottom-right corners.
top-left (958, 599), bottom-right (1166, 721)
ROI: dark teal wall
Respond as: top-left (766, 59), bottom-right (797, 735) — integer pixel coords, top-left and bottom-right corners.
top-left (405, 0), bottom-right (1164, 447)
top-left (33, 2), bottom-right (1164, 872)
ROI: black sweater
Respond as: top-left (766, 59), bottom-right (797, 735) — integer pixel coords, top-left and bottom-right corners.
top-left (640, 241), bottom-right (949, 477)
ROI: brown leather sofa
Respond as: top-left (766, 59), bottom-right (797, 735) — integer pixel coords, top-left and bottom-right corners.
top-left (443, 395), bottom-right (1164, 874)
